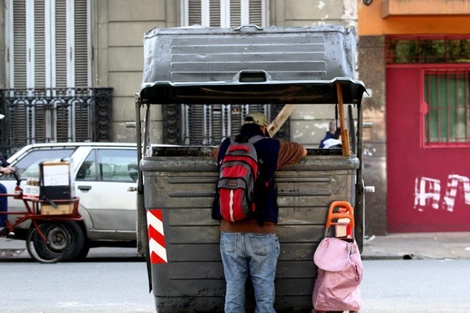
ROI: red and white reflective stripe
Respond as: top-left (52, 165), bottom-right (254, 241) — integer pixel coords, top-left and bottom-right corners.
top-left (147, 209), bottom-right (167, 264)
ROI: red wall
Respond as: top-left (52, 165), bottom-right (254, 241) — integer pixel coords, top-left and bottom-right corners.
top-left (387, 66), bottom-right (470, 232)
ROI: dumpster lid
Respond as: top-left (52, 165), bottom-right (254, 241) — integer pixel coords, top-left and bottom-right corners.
top-left (141, 25), bottom-right (358, 84)
top-left (139, 77), bottom-right (366, 105)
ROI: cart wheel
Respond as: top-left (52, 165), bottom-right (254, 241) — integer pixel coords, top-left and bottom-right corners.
top-left (75, 243), bottom-right (90, 261)
top-left (26, 222), bottom-right (72, 263)
top-left (60, 221), bottom-right (86, 261)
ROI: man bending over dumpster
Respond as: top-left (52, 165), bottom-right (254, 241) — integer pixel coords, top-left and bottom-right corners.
top-left (211, 112), bottom-right (307, 313)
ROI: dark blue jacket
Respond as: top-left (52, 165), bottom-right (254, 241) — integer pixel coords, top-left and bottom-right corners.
top-left (319, 131), bottom-right (337, 148)
top-left (0, 152), bottom-right (9, 167)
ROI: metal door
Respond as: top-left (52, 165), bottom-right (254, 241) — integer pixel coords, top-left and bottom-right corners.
top-left (387, 66), bottom-right (470, 232)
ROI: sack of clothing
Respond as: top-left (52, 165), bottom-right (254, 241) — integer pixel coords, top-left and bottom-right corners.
top-left (312, 237), bottom-right (363, 312)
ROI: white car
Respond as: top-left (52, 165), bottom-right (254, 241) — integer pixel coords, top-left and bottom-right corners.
top-left (0, 142), bottom-right (138, 260)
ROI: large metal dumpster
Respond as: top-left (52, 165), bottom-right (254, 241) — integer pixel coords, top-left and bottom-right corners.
top-left (136, 24), bottom-right (366, 313)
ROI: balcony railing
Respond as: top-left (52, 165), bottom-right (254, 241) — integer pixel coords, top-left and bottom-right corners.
top-left (0, 87), bottom-right (113, 156)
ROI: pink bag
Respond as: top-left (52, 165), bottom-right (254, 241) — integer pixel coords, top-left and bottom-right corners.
top-left (312, 237), bottom-right (363, 312)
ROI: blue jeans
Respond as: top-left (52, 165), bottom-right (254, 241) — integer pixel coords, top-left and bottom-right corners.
top-left (0, 183), bottom-right (7, 227)
top-left (220, 232), bottom-right (280, 313)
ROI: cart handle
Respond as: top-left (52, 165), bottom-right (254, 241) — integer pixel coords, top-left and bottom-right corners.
top-left (325, 200), bottom-right (355, 228)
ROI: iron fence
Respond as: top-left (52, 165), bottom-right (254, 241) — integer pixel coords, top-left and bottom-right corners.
top-left (162, 103), bottom-right (289, 145)
top-left (0, 87), bottom-right (112, 156)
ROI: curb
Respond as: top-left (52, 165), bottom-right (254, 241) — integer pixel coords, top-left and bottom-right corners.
top-left (0, 248), bottom-right (27, 258)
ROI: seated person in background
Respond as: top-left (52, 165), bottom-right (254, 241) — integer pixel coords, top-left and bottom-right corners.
top-left (319, 119), bottom-right (342, 149)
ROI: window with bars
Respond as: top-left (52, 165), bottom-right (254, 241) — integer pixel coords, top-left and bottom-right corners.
top-left (182, 104), bottom-right (269, 145)
top-left (162, 103), bottom-right (288, 145)
top-left (4, 0), bottom-right (93, 146)
top-left (173, 0), bottom-right (273, 145)
top-left (183, 0), bottom-right (266, 27)
top-left (386, 37), bottom-right (470, 64)
top-left (7, 0), bottom-right (91, 89)
top-left (424, 69), bottom-right (470, 146)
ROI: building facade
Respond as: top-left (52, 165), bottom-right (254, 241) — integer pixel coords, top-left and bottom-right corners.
top-left (0, 0), bottom-right (358, 152)
top-left (7, 1), bottom-right (468, 235)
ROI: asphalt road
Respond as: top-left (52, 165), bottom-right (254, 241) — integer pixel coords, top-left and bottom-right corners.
top-left (1, 260), bottom-right (154, 313)
top-left (2, 256), bottom-right (470, 312)
top-left (360, 259), bottom-right (470, 312)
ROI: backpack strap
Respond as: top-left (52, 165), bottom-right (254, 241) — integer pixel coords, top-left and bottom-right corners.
top-left (220, 135), bottom-right (265, 161)
top-left (228, 134), bottom-right (265, 145)
top-left (248, 135), bottom-right (265, 144)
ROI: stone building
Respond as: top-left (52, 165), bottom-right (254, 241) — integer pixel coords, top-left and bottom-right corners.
top-left (0, 0), bottom-right (358, 150)
top-left (6, 1), bottom-right (469, 236)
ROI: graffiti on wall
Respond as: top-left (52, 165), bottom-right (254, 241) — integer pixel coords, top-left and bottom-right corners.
top-left (414, 174), bottom-right (470, 212)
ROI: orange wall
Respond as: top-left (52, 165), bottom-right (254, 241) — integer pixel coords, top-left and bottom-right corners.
top-left (358, 0), bottom-right (470, 35)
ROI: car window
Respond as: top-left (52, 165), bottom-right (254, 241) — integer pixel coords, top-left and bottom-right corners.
top-left (76, 148), bottom-right (137, 182)
top-left (0, 148), bottom-right (76, 180)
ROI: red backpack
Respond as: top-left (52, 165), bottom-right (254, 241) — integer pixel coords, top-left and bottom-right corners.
top-left (217, 135), bottom-right (264, 222)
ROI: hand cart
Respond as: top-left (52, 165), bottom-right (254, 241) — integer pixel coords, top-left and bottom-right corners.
top-left (312, 201), bottom-right (363, 313)
top-left (0, 173), bottom-right (82, 263)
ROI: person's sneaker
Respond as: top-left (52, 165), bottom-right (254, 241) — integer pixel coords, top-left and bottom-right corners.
top-left (0, 227), bottom-right (14, 237)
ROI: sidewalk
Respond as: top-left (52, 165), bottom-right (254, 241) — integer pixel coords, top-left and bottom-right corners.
top-left (0, 237), bottom-right (142, 259)
top-left (3, 232), bottom-right (470, 260)
top-left (361, 232), bottom-right (470, 260)
top-left (0, 237), bottom-right (26, 258)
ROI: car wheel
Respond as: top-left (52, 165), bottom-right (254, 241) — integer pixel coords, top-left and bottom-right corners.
top-left (60, 221), bottom-right (86, 261)
top-left (26, 222), bottom-right (71, 263)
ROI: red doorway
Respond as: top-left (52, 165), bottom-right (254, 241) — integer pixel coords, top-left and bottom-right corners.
top-left (386, 66), bottom-right (470, 232)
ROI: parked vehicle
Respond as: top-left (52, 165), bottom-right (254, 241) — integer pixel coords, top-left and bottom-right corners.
top-left (136, 25), bottom-right (367, 312)
top-left (0, 142), bottom-right (138, 260)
